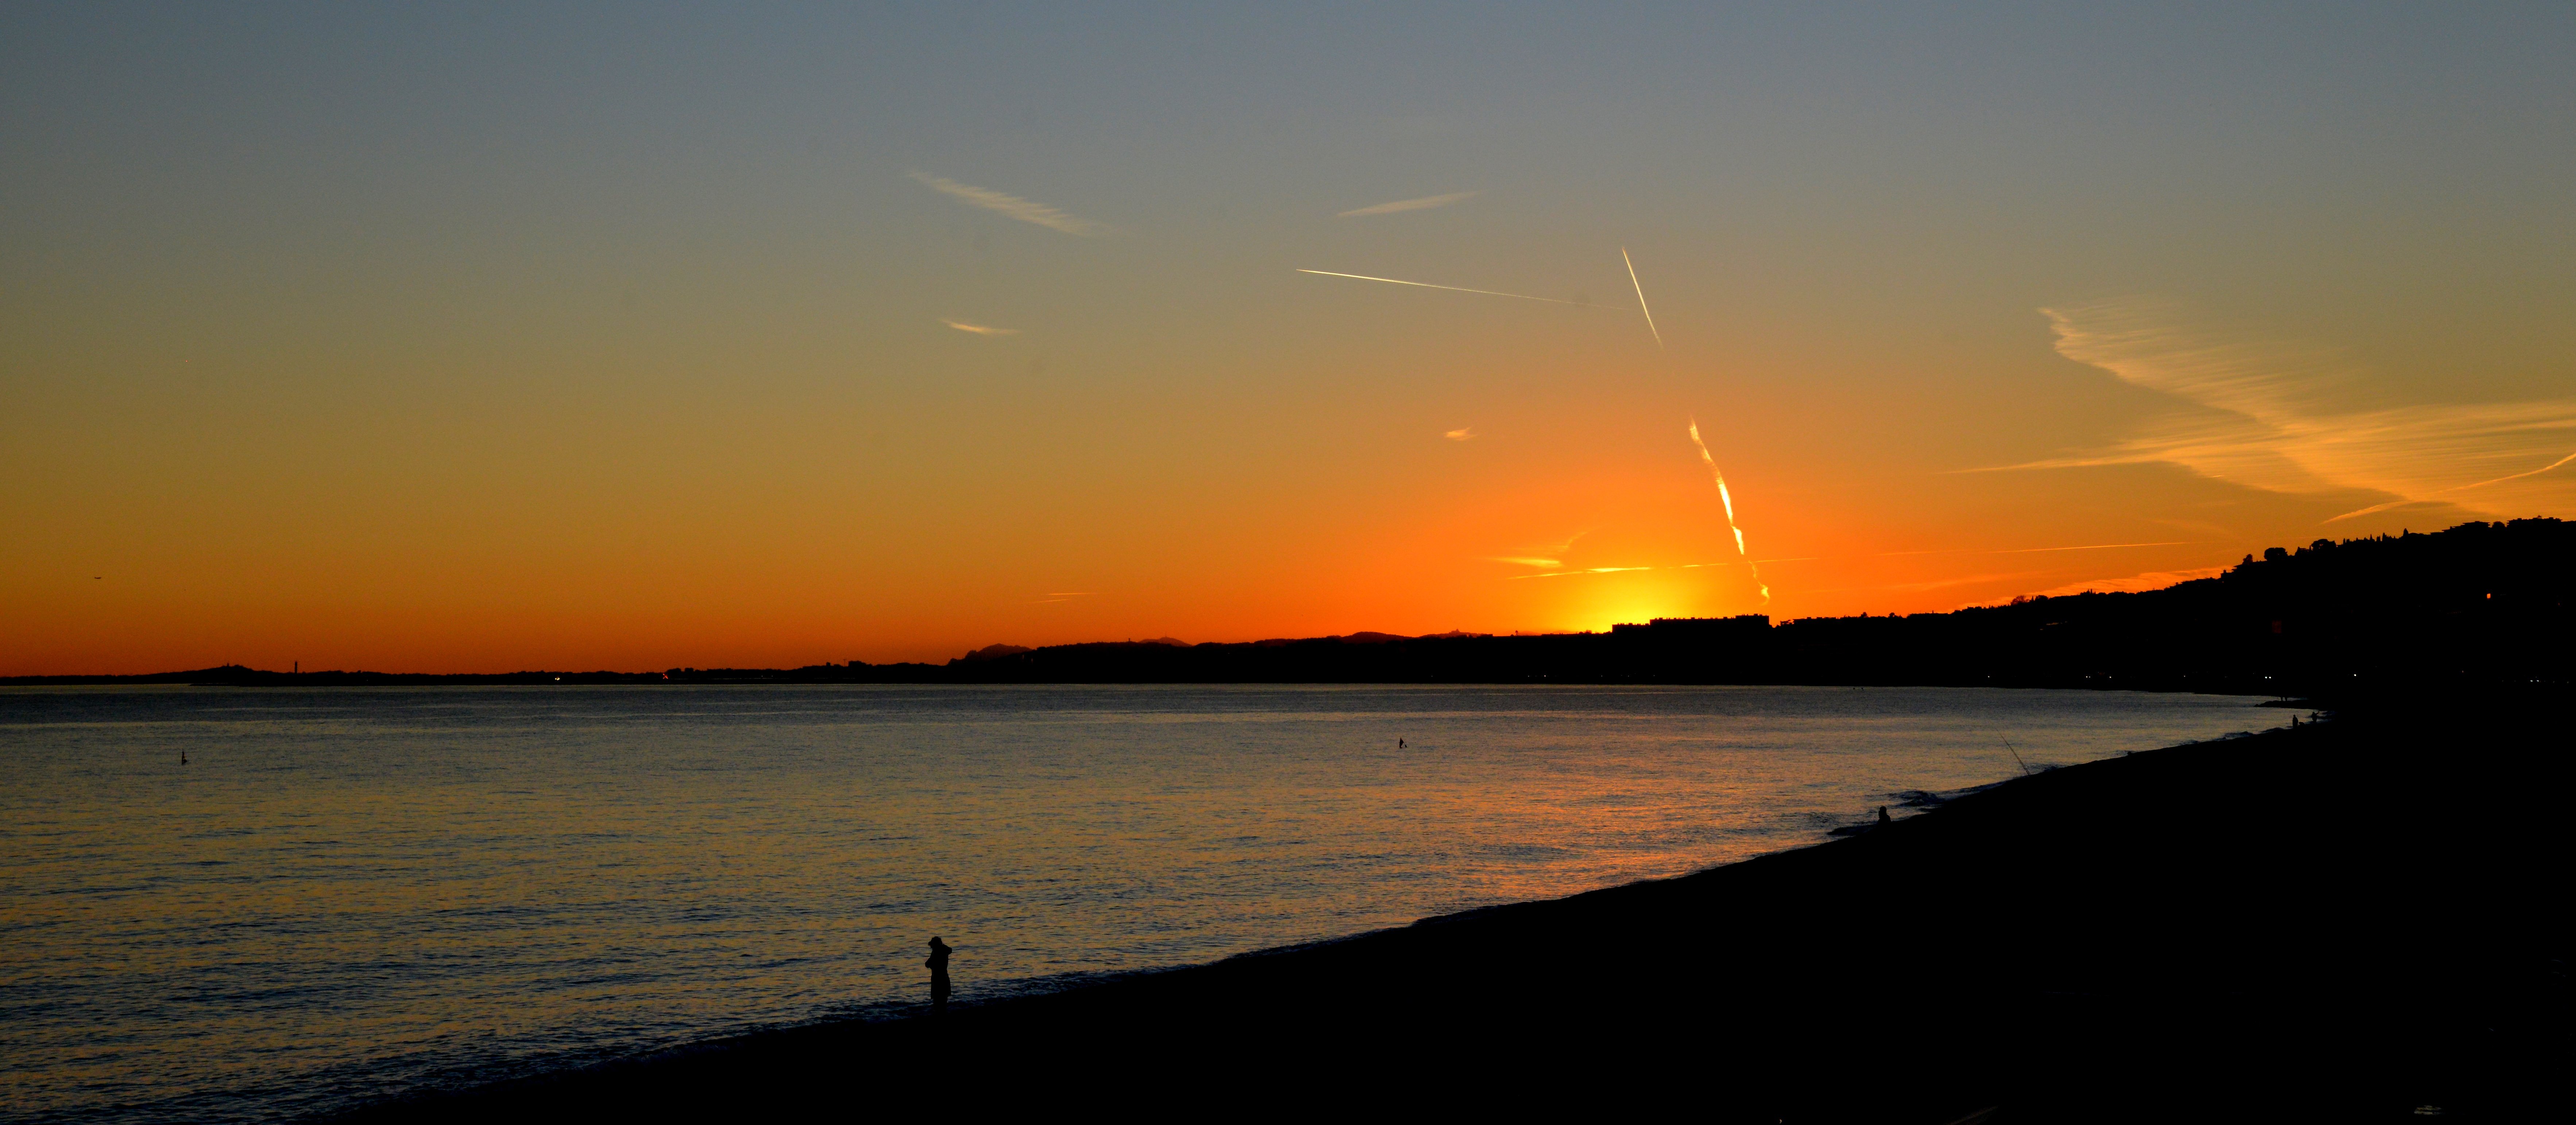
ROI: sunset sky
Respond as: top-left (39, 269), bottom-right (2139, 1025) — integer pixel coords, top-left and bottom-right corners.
top-left (5, 4), bottom-right (2572, 673)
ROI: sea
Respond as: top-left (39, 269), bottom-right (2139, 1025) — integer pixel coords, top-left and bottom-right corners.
top-left (0, 684), bottom-right (2278, 1122)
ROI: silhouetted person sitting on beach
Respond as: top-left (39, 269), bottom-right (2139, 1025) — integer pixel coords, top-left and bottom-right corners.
top-left (1877, 806), bottom-right (1893, 827)
top-left (926, 936), bottom-right (952, 1014)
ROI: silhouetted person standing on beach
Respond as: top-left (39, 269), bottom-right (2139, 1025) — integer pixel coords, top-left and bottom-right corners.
top-left (926, 936), bottom-right (952, 1014)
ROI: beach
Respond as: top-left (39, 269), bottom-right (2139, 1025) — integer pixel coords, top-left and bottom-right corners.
top-left (333, 694), bottom-right (2564, 1121)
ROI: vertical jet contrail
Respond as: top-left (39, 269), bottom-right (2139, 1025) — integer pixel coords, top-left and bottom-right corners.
top-left (1621, 248), bottom-right (1662, 350)
top-left (1632, 245), bottom-right (1765, 606)
top-left (1689, 418), bottom-right (1769, 604)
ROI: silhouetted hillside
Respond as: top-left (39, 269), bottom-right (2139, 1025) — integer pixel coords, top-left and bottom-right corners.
top-left (911, 518), bottom-right (2573, 695)
top-left (13, 519), bottom-right (2567, 696)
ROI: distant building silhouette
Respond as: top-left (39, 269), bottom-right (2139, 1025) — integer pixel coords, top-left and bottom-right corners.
top-left (1609, 615), bottom-right (1772, 638)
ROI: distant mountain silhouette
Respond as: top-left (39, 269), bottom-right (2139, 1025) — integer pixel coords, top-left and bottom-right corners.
top-left (13, 519), bottom-right (2566, 697)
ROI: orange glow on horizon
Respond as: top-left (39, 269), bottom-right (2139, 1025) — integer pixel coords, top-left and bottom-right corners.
top-left (7, 13), bottom-right (2569, 675)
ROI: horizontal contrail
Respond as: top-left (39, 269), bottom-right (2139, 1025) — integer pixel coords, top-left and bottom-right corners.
top-left (1874, 540), bottom-right (2197, 558)
top-left (1507, 566), bottom-right (1658, 581)
top-left (1504, 561), bottom-right (1737, 581)
top-left (2325, 447), bottom-right (2576, 523)
top-left (909, 171), bottom-right (1112, 236)
top-left (2444, 446), bottom-right (2576, 491)
top-left (1339, 191), bottom-right (1480, 218)
top-left (1296, 269), bottom-right (1592, 306)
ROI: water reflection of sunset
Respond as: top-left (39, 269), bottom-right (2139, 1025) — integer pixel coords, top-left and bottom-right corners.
top-left (0, 684), bottom-right (2272, 1119)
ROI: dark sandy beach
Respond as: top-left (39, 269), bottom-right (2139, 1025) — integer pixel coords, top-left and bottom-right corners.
top-left (336, 695), bottom-right (2564, 1122)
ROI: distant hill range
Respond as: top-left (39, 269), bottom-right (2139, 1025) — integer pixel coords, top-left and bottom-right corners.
top-left (15, 519), bottom-right (2568, 695)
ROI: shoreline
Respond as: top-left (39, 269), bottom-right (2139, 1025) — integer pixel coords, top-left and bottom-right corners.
top-left (334, 695), bottom-right (2565, 1121)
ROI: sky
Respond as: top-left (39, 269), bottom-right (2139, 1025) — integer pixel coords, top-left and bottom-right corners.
top-left (4, 3), bottom-right (2572, 673)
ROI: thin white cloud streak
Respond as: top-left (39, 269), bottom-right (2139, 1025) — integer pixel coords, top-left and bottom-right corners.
top-left (2326, 447), bottom-right (2576, 522)
top-left (943, 320), bottom-right (1020, 336)
top-left (1490, 557), bottom-right (1561, 569)
top-left (1445, 427), bottom-right (1475, 441)
top-left (908, 171), bottom-right (1112, 236)
top-left (1805, 571), bottom-right (2052, 595)
top-left (2456, 447), bottom-right (2576, 490)
top-left (1622, 248), bottom-right (1662, 350)
top-left (1338, 191), bottom-right (1480, 218)
top-left (1507, 566), bottom-right (1661, 581)
top-left (1296, 269), bottom-right (1592, 306)
top-left (1687, 420), bottom-right (1767, 602)
top-left (1874, 540), bottom-right (2196, 558)
top-left (2009, 566), bottom-right (2229, 600)
top-left (1977, 298), bottom-right (2576, 522)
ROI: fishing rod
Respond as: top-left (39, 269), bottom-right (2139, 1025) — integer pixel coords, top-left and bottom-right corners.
top-left (1997, 734), bottom-right (2034, 776)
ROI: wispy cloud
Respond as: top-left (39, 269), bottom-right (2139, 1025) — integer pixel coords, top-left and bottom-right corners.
top-left (1978, 297), bottom-right (2576, 522)
top-left (1508, 566), bottom-right (1660, 581)
top-left (1806, 571), bottom-right (2052, 595)
top-left (2326, 448), bottom-right (2576, 522)
top-left (943, 319), bottom-right (1019, 336)
top-left (1537, 532), bottom-right (1589, 555)
top-left (2009, 566), bottom-right (2228, 600)
top-left (1445, 427), bottom-right (1475, 441)
top-left (1489, 556), bottom-right (1561, 569)
top-left (1874, 540), bottom-right (2195, 558)
top-left (908, 171), bottom-right (1112, 236)
top-left (1337, 191), bottom-right (1480, 218)
top-left (1297, 269), bottom-right (1592, 306)
top-left (1502, 562), bottom-right (1733, 581)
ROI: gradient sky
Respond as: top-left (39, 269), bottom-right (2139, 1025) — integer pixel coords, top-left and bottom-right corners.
top-left (6, 3), bottom-right (2572, 673)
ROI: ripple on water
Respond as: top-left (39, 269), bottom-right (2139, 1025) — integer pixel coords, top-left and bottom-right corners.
top-left (0, 683), bottom-right (2273, 1124)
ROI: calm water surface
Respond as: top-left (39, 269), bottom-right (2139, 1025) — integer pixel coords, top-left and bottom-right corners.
top-left (0, 684), bottom-right (2276, 1122)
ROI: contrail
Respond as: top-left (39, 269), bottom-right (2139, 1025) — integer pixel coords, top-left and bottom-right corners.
top-left (1633, 243), bottom-right (1762, 606)
top-left (1621, 248), bottom-right (1662, 349)
top-left (1873, 541), bottom-right (2195, 558)
top-left (1338, 191), bottom-right (1481, 218)
top-left (2325, 447), bottom-right (2576, 523)
top-left (908, 171), bottom-right (1112, 237)
top-left (1296, 269), bottom-right (1590, 306)
top-left (1689, 418), bottom-right (1768, 604)
top-left (2454, 447), bottom-right (2576, 490)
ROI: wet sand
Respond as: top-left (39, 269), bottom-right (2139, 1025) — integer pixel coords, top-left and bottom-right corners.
top-left (336, 698), bottom-right (2564, 1122)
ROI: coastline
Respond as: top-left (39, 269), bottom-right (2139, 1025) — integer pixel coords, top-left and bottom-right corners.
top-left (332, 696), bottom-right (2564, 1121)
